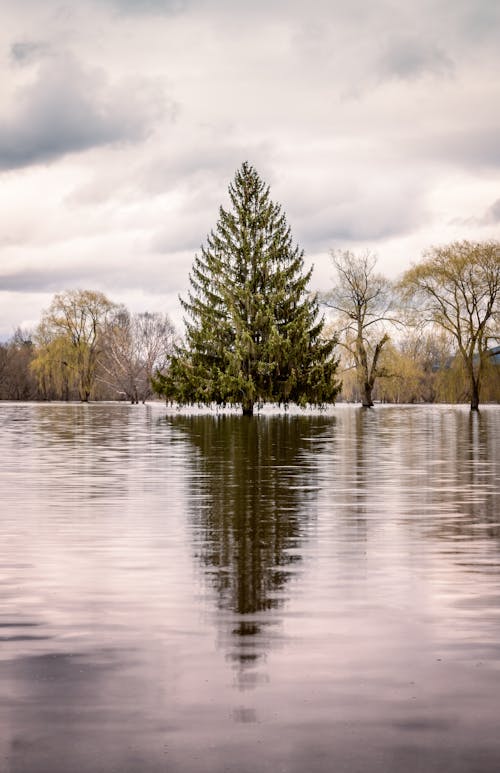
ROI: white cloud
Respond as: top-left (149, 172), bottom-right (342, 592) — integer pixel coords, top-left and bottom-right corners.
top-left (0, 0), bottom-right (499, 340)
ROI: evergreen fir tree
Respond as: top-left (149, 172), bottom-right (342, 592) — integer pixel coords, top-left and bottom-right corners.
top-left (154, 162), bottom-right (340, 415)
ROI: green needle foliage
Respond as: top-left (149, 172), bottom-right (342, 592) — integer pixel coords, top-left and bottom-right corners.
top-left (153, 162), bottom-right (340, 415)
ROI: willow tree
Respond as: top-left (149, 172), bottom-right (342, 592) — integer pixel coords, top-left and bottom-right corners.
top-left (31, 289), bottom-right (115, 401)
top-left (401, 240), bottom-right (500, 411)
top-left (153, 162), bottom-right (340, 415)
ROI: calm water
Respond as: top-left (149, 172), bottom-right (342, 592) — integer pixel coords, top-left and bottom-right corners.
top-left (1, 403), bottom-right (500, 773)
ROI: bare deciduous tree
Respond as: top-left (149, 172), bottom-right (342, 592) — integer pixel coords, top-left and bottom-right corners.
top-left (99, 310), bottom-right (176, 403)
top-left (321, 250), bottom-right (398, 407)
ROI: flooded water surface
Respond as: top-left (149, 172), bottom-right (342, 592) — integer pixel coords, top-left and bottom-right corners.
top-left (1, 403), bottom-right (500, 773)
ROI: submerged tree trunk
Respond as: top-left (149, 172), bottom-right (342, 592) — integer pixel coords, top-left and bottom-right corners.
top-left (470, 376), bottom-right (480, 411)
top-left (361, 383), bottom-right (374, 408)
top-left (466, 354), bottom-right (481, 411)
top-left (355, 329), bottom-right (387, 409)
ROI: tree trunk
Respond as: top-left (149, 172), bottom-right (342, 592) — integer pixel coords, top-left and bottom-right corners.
top-left (470, 377), bottom-right (480, 411)
top-left (242, 401), bottom-right (254, 416)
top-left (361, 383), bottom-right (374, 408)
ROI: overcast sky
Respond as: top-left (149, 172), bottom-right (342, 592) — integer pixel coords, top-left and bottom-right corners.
top-left (0, 0), bottom-right (499, 338)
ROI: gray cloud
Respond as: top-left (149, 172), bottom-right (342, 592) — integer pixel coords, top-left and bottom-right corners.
top-left (140, 141), bottom-right (275, 195)
top-left (0, 53), bottom-right (171, 171)
top-left (4, 0), bottom-right (187, 13)
top-left (141, 149), bottom-right (244, 195)
top-left (0, 255), bottom-right (188, 296)
top-left (105, 0), bottom-right (187, 13)
top-left (64, 139), bottom-right (275, 213)
top-left (151, 209), bottom-right (217, 254)
top-left (482, 198), bottom-right (500, 224)
top-left (289, 185), bottom-right (428, 251)
top-left (421, 127), bottom-right (500, 171)
top-left (444, 0), bottom-right (500, 46)
top-left (0, 268), bottom-right (101, 294)
top-left (377, 38), bottom-right (454, 81)
top-left (10, 40), bottom-right (51, 65)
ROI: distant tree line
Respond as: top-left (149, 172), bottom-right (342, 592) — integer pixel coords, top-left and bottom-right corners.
top-left (1, 163), bottom-right (499, 411)
top-left (0, 290), bottom-right (176, 403)
top-left (322, 242), bottom-right (500, 410)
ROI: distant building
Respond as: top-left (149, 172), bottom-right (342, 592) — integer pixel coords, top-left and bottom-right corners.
top-left (488, 345), bottom-right (500, 365)
top-left (432, 345), bottom-right (500, 372)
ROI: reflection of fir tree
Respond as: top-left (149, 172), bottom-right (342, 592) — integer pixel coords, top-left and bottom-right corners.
top-left (169, 414), bottom-right (329, 667)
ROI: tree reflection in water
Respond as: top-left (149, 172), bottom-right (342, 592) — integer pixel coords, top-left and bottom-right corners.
top-left (168, 414), bottom-right (332, 680)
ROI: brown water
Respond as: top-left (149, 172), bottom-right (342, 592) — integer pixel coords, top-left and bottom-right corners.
top-left (1, 403), bottom-right (499, 773)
